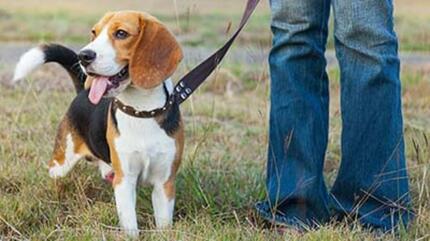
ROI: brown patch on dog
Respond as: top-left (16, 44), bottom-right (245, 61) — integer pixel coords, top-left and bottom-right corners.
top-left (163, 120), bottom-right (184, 200)
top-left (91, 12), bottom-right (115, 39)
top-left (106, 106), bottom-right (123, 187)
top-left (49, 117), bottom-right (69, 167)
top-left (49, 117), bottom-right (90, 168)
top-left (128, 13), bottom-right (183, 89)
top-left (163, 179), bottom-right (176, 201)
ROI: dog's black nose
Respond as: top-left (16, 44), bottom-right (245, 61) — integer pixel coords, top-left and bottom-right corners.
top-left (78, 50), bottom-right (97, 66)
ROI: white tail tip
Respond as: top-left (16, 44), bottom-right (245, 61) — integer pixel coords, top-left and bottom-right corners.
top-left (13, 47), bottom-right (45, 83)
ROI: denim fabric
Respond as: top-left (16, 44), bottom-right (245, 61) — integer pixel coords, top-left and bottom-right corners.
top-left (256, 0), bottom-right (414, 231)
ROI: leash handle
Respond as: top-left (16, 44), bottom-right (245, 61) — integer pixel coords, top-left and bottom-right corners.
top-left (172, 0), bottom-right (260, 104)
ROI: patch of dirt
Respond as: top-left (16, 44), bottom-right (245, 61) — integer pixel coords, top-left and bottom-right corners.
top-left (0, 177), bottom-right (22, 195)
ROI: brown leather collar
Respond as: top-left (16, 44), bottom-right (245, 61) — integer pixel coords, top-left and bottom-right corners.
top-left (112, 83), bottom-right (174, 118)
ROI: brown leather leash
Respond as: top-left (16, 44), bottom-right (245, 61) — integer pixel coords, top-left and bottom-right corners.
top-left (114, 0), bottom-right (260, 118)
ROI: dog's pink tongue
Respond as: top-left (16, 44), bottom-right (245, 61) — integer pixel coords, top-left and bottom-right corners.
top-left (89, 77), bottom-right (108, 105)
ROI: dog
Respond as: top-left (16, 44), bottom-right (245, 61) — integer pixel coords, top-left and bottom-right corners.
top-left (13, 11), bottom-right (184, 237)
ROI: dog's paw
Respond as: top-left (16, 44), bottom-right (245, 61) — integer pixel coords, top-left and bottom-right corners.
top-left (155, 219), bottom-right (172, 230)
top-left (124, 229), bottom-right (139, 239)
top-left (98, 160), bottom-right (113, 178)
top-left (120, 219), bottom-right (139, 238)
top-left (48, 160), bottom-right (69, 179)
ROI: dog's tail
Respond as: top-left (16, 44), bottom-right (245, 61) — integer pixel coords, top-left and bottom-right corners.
top-left (13, 44), bottom-right (86, 93)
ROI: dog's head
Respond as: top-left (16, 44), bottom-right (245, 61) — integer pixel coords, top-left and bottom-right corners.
top-left (79, 11), bottom-right (183, 104)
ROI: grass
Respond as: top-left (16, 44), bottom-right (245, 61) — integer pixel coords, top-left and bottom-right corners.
top-left (0, 0), bottom-right (429, 51)
top-left (0, 0), bottom-right (429, 239)
top-left (0, 61), bottom-right (429, 240)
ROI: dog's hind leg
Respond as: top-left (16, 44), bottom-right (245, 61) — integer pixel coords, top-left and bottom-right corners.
top-left (48, 118), bottom-right (89, 178)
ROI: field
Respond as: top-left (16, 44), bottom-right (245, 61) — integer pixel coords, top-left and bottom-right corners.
top-left (0, 0), bottom-right (429, 240)
top-left (0, 0), bottom-right (430, 51)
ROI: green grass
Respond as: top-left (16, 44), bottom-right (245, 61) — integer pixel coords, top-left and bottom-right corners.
top-left (0, 63), bottom-right (429, 240)
top-left (0, 0), bottom-right (429, 51)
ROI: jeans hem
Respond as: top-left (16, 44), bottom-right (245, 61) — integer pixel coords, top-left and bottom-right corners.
top-left (254, 201), bottom-right (316, 230)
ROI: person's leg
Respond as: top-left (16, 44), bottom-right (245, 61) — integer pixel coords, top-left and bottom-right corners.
top-left (256, 0), bottom-right (331, 227)
top-left (331, 0), bottom-right (414, 231)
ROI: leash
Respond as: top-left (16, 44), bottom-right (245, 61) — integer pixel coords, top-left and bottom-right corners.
top-left (114, 0), bottom-right (260, 118)
top-left (172, 0), bottom-right (260, 104)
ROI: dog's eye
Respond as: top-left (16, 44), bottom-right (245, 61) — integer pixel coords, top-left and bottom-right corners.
top-left (114, 30), bottom-right (129, 40)
top-left (91, 29), bottom-right (96, 36)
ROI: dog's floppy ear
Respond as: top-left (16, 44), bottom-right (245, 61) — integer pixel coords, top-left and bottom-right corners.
top-left (130, 15), bottom-right (183, 89)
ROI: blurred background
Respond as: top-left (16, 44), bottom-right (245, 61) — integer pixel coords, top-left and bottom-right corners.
top-left (0, 0), bottom-right (429, 50)
top-left (0, 1), bottom-right (429, 240)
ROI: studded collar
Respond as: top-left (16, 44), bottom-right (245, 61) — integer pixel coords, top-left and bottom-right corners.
top-left (112, 83), bottom-right (174, 118)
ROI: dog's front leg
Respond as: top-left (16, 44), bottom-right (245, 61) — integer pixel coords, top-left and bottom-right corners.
top-left (114, 174), bottom-right (139, 237)
top-left (107, 115), bottom-right (140, 237)
top-left (152, 179), bottom-right (175, 229)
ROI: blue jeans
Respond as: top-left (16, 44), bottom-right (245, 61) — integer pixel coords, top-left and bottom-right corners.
top-left (256, 0), bottom-right (414, 231)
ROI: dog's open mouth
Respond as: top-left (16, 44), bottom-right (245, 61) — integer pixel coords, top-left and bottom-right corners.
top-left (87, 66), bottom-right (129, 105)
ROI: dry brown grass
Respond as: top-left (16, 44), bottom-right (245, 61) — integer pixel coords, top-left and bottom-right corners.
top-left (395, 0), bottom-right (430, 20)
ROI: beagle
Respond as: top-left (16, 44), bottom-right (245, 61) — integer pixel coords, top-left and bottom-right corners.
top-left (14, 11), bottom-right (184, 237)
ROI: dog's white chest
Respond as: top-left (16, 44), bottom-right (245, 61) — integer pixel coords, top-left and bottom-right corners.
top-left (114, 111), bottom-right (176, 184)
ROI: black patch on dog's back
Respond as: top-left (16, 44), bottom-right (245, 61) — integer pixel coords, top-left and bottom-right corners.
top-left (156, 101), bottom-right (181, 136)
